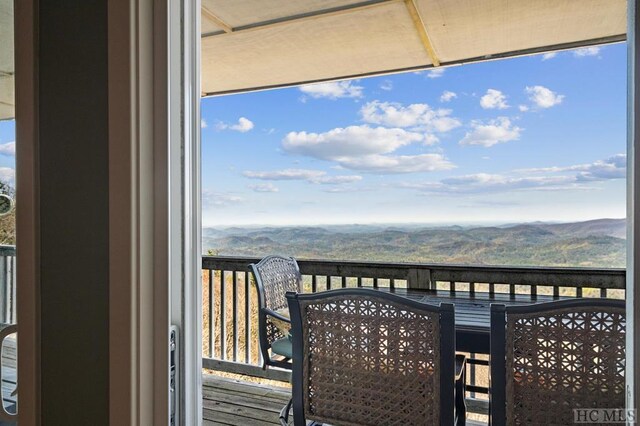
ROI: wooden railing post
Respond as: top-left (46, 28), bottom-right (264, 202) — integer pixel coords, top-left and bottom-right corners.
top-left (0, 246), bottom-right (17, 324)
top-left (408, 267), bottom-right (431, 289)
top-left (0, 254), bottom-right (6, 324)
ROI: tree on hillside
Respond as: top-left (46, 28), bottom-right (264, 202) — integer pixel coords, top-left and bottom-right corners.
top-left (0, 181), bottom-right (15, 245)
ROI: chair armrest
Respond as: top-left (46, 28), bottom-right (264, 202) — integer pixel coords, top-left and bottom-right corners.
top-left (263, 308), bottom-right (291, 324)
top-left (455, 354), bottom-right (467, 381)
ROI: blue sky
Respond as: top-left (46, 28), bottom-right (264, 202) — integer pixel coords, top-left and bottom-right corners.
top-left (201, 44), bottom-right (627, 227)
top-left (0, 44), bottom-right (628, 228)
top-left (0, 119), bottom-right (14, 184)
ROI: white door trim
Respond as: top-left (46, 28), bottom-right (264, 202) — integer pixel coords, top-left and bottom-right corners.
top-left (168, 0), bottom-right (203, 424)
top-left (628, 0), bottom-right (639, 414)
top-left (107, 0), bottom-right (171, 424)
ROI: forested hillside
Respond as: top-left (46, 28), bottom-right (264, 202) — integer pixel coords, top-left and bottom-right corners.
top-left (203, 218), bottom-right (626, 268)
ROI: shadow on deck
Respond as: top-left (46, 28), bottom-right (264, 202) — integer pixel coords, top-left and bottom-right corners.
top-left (202, 373), bottom-right (487, 426)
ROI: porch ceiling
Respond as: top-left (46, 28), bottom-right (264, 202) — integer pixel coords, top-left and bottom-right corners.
top-left (0, 0), bottom-right (628, 120)
top-left (0, 0), bottom-right (14, 121)
top-left (200, 0), bottom-right (626, 96)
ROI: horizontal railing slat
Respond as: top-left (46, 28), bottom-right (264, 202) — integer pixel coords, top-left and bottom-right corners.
top-left (203, 358), bottom-right (291, 383)
top-left (0, 246), bottom-right (16, 257)
top-left (202, 255), bottom-right (626, 289)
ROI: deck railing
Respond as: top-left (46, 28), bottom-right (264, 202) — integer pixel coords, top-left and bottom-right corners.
top-left (201, 255), bottom-right (626, 415)
top-left (0, 246), bottom-right (16, 325)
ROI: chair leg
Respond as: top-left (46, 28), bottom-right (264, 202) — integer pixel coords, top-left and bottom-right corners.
top-left (456, 366), bottom-right (467, 426)
top-left (279, 398), bottom-right (293, 426)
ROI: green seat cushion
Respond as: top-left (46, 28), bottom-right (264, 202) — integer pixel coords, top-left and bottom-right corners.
top-left (271, 337), bottom-right (293, 359)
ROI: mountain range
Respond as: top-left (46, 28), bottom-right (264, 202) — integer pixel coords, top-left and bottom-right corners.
top-left (202, 218), bottom-right (626, 268)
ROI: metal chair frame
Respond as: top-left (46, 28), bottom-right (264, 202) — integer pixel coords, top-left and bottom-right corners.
top-left (286, 288), bottom-right (464, 426)
top-left (490, 298), bottom-right (625, 426)
top-left (250, 255), bottom-right (302, 370)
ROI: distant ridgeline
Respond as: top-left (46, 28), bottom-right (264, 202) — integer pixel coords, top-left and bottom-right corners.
top-left (202, 218), bottom-right (626, 268)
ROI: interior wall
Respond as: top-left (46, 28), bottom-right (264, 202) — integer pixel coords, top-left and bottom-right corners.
top-left (38, 0), bottom-right (110, 423)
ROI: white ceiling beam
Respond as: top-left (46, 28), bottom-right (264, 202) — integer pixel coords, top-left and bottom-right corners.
top-left (404, 0), bottom-right (440, 66)
top-left (202, 6), bottom-right (233, 33)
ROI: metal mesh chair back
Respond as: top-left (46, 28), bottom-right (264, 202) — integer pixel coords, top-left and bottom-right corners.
top-left (491, 299), bottom-right (625, 426)
top-left (287, 289), bottom-right (455, 426)
top-left (250, 255), bottom-right (302, 369)
top-left (254, 255), bottom-right (301, 312)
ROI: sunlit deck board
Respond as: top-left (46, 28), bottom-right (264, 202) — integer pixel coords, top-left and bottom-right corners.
top-left (202, 374), bottom-right (290, 426)
top-left (0, 336), bottom-right (17, 424)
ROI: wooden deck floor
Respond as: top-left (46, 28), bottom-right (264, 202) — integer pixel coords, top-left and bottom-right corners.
top-left (1, 334), bottom-right (16, 426)
top-left (203, 374), bottom-right (291, 426)
top-left (202, 373), bottom-right (487, 426)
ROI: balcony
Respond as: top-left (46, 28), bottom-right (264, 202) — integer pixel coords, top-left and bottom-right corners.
top-left (0, 248), bottom-right (625, 424)
top-left (201, 255), bottom-right (625, 424)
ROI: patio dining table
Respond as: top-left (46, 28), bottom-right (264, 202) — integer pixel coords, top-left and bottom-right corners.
top-left (375, 288), bottom-right (569, 354)
top-left (277, 287), bottom-right (569, 354)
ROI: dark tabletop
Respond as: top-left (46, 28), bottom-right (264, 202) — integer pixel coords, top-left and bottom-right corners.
top-left (376, 288), bottom-right (567, 353)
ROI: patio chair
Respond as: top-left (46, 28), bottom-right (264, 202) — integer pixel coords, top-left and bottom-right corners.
top-left (0, 323), bottom-right (17, 422)
top-left (285, 288), bottom-right (466, 426)
top-left (250, 255), bottom-right (302, 370)
top-left (490, 298), bottom-right (625, 426)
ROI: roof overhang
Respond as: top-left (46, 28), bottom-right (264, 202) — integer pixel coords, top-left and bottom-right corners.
top-left (0, 0), bottom-right (14, 121)
top-left (0, 0), bottom-right (628, 119)
top-left (201, 0), bottom-right (626, 97)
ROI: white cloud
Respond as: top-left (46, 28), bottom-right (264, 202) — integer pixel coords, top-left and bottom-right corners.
top-left (299, 80), bottom-right (363, 100)
top-left (440, 91), bottom-right (457, 102)
top-left (423, 134), bottom-right (440, 145)
top-left (576, 155), bottom-right (626, 181)
top-left (518, 105), bottom-right (529, 112)
top-left (201, 119), bottom-right (207, 129)
top-left (459, 117), bottom-right (522, 147)
top-left (542, 52), bottom-right (558, 61)
top-left (249, 183), bottom-right (279, 193)
top-left (360, 101), bottom-right (461, 133)
top-left (0, 168), bottom-right (14, 185)
top-left (525, 85), bottom-right (564, 109)
top-left (314, 175), bottom-right (363, 184)
top-left (322, 186), bottom-right (369, 193)
top-left (520, 154), bottom-right (626, 182)
top-left (573, 46), bottom-right (601, 57)
top-left (445, 174), bottom-right (573, 191)
top-left (244, 169), bottom-right (325, 181)
top-left (380, 80), bottom-right (393, 91)
top-left (216, 117), bottom-right (255, 132)
top-left (0, 142), bottom-right (15, 157)
top-left (409, 154), bottom-right (626, 195)
top-left (243, 168), bottom-right (362, 185)
top-left (283, 125), bottom-right (430, 159)
top-left (480, 89), bottom-right (509, 109)
top-left (282, 125), bottom-right (455, 174)
top-left (426, 68), bottom-right (445, 78)
top-left (402, 173), bottom-right (579, 195)
top-left (201, 190), bottom-right (243, 207)
top-left (336, 153), bottom-right (455, 174)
